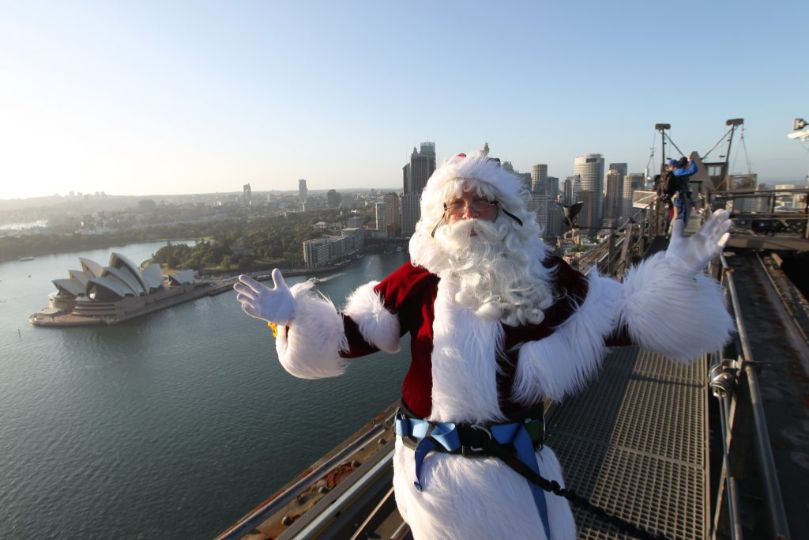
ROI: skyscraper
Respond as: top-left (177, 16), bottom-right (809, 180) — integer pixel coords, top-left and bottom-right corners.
top-left (625, 173), bottom-right (645, 217)
top-left (298, 179), bottom-right (308, 204)
top-left (402, 142), bottom-right (436, 236)
top-left (384, 192), bottom-right (401, 237)
top-left (573, 154), bottom-right (605, 230)
top-left (604, 169), bottom-right (624, 222)
top-left (375, 202), bottom-right (387, 234)
top-left (562, 175), bottom-right (579, 205)
top-left (531, 164), bottom-right (548, 194)
top-left (547, 176), bottom-right (559, 201)
top-left (242, 183), bottom-right (252, 207)
top-left (326, 189), bottom-right (342, 209)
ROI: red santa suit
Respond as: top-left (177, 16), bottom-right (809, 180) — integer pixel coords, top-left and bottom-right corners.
top-left (270, 150), bottom-right (734, 539)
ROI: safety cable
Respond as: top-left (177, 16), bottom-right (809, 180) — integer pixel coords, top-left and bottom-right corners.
top-left (493, 446), bottom-right (670, 540)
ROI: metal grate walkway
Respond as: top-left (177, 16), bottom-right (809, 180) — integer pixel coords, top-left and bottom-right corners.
top-left (546, 345), bottom-right (708, 539)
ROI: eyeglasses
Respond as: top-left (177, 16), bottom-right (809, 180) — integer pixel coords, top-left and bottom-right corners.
top-left (431, 196), bottom-right (524, 237)
top-left (444, 197), bottom-right (498, 217)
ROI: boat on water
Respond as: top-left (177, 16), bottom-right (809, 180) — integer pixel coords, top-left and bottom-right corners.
top-left (19, 256), bottom-right (35, 261)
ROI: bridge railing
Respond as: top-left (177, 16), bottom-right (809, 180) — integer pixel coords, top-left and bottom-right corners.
top-left (709, 253), bottom-right (792, 540)
top-left (574, 199), bottom-right (659, 277)
top-left (707, 188), bottom-right (809, 238)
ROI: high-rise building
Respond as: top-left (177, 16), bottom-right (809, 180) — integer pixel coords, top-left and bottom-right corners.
top-left (531, 164), bottom-right (548, 194)
top-left (375, 202), bottom-right (387, 234)
top-left (384, 192), bottom-right (401, 237)
top-left (401, 193), bottom-right (420, 238)
top-left (627, 172), bottom-right (645, 191)
top-left (547, 177), bottom-right (559, 201)
top-left (574, 154), bottom-right (605, 230)
top-left (562, 175), bottom-right (579, 205)
top-left (326, 189), bottom-right (342, 209)
top-left (243, 183), bottom-right (252, 207)
top-left (608, 163), bottom-right (628, 181)
top-left (625, 173), bottom-right (645, 217)
top-left (604, 169), bottom-right (624, 222)
top-left (402, 142), bottom-right (436, 236)
top-left (298, 179), bottom-right (308, 204)
top-left (532, 192), bottom-right (549, 233)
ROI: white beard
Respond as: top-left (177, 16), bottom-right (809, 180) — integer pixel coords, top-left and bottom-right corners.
top-left (430, 219), bottom-right (553, 326)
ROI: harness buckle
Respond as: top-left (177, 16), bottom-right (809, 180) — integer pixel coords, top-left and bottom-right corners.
top-left (463, 424), bottom-right (493, 455)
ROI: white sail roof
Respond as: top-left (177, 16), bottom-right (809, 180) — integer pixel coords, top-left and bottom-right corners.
top-left (169, 270), bottom-right (195, 285)
top-left (68, 269), bottom-right (91, 287)
top-left (104, 266), bottom-right (146, 295)
top-left (140, 264), bottom-right (164, 291)
top-left (86, 276), bottom-right (130, 299)
top-left (110, 252), bottom-right (150, 294)
top-left (52, 278), bottom-right (85, 297)
top-left (80, 258), bottom-right (104, 278)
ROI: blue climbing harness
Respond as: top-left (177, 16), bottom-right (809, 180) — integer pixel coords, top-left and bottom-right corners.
top-left (394, 407), bottom-right (551, 539)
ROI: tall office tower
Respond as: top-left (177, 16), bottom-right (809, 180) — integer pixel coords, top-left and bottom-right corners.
top-left (401, 193), bottom-right (420, 237)
top-left (375, 202), bottom-right (387, 234)
top-left (627, 172), bottom-right (645, 191)
top-left (531, 164), bottom-right (548, 194)
top-left (547, 176), bottom-right (559, 201)
top-left (562, 175), bottom-right (577, 205)
top-left (384, 192), bottom-right (401, 237)
top-left (243, 183), bottom-right (252, 207)
top-left (298, 179), bottom-right (308, 203)
top-left (545, 201), bottom-right (563, 240)
top-left (401, 142), bottom-right (437, 236)
top-left (606, 163), bottom-right (627, 220)
top-left (625, 173), bottom-right (644, 217)
top-left (327, 189), bottom-right (342, 209)
top-left (532, 192), bottom-right (549, 232)
top-left (604, 169), bottom-right (624, 222)
top-left (574, 154), bottom-right (605, 230)
top-left (518, 172), bottom-right (532, 192)
top-left (608, 163), bottom-right (628, 181)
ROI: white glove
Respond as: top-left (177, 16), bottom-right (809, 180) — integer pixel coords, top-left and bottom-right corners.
top-left (665, 209), bottom-right (731, 275)
top-left (234, 269), bottom-right (295, 325)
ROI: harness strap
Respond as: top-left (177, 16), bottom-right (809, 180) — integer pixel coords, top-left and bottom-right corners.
top-left (394, 413), bottom-right (550, 539)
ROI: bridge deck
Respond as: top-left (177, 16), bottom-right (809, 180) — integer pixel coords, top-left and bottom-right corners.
top-left (547, 346), bottom-right (708, 539)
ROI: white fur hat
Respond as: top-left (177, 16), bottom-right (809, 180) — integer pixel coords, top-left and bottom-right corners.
top-left (409, 146), bottom-right (544, 273)
top-left (416, 147), bottom-right (531, 231)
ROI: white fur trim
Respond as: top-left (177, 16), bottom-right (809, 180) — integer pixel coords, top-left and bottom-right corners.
top-left (343, 281), bottom-right (401, 353)
top-left (619, 252), bottom-right (734, 362)
top-left (513, 272), bottom-right (623, 403)
top-left (429, 279), bottom-right (505, 423)
top-left (275, 282), bottom-right (348, 379)
top-left (393, 440), bottom-right (575, 539)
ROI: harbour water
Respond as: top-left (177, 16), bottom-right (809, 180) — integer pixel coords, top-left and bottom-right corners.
top-left (0, 243), bottom-right (411, 538)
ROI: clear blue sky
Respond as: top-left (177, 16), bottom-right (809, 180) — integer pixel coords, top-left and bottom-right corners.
top-left (1, 0), bottom-right (807, 199)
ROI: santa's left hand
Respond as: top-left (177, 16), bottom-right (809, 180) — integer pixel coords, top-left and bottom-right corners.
top-left (665, 209), bottom-right (731, 275)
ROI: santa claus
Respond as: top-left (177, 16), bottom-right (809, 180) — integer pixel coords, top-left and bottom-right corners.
top-left (234, 148), bottom-right (734, 539)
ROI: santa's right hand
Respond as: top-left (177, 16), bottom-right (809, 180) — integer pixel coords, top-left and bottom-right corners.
top-left (234, 269), bottom-right (294, 325)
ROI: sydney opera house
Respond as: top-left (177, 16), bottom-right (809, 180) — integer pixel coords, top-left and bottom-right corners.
top-left (31, 252), bottom-right (206, 326)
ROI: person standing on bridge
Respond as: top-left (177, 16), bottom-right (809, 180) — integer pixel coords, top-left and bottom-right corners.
top-left (671, 156), bottom-right (699, 222)
top-left (234, 147), bottom-right (734, 540)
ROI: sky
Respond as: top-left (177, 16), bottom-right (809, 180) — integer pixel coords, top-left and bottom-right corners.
top-left (1, 0), bottom-right (808, 200)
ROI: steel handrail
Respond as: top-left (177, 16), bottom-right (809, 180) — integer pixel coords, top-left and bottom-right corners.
top-left (719, 253), bottom-right (792, 539)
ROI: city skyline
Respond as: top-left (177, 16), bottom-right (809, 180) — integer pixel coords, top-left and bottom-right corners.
top-left (2, 1), bottom-right (808, 200)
